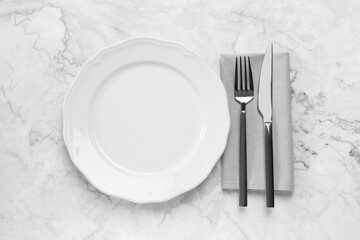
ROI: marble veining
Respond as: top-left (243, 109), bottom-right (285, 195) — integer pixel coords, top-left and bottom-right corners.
top-left (1, 0), bottom-right (360, 239)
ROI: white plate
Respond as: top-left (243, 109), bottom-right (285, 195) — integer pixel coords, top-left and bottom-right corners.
top-left (63, 37), bottom-right (230, 203)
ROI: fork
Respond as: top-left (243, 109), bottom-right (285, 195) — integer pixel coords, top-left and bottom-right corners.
top-left (234, 56), bottom-right (254, 207)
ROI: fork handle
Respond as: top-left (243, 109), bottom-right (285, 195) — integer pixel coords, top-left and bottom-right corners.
top-left (265, 122), bottom-right (274, 208)
top-left (239, 104), bottom-right (247, 207)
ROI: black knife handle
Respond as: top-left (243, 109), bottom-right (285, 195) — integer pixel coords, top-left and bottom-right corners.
top-left (265, 122), bottom-right (274, 208)
top-left (239, 105), bottom-right (247, 207)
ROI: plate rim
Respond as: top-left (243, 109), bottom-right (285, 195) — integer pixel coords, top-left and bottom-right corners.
top-left (63, 37), bottom-right (230, 203)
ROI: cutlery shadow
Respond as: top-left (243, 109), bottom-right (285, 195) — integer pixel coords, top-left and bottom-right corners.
top-left (223, 188), bottom-right (293, 213)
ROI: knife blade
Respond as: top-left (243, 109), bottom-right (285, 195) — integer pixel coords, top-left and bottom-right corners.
top-left (258, 45), bottom-right (273, 122)
top-left (258, 44), bottom-right (275, 208)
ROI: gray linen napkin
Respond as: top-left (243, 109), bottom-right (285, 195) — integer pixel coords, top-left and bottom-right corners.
top-left (221, 53), bottom-right (294, 191)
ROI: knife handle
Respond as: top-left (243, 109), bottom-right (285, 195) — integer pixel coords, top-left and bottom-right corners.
top-left (239, 106), bottom-right (247, 207)
top-left (265, 122), bottom-right (274, 208)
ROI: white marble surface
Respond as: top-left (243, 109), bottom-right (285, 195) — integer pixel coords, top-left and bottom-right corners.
top-left (1, 0), bottom-right (360, 239)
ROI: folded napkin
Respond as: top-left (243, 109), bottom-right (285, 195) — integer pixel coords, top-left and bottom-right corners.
top-left (221, 53), bottom-right (294, 191)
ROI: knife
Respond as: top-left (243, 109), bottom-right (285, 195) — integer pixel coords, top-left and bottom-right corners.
top-left (258, 44), bottom-right (275, 208)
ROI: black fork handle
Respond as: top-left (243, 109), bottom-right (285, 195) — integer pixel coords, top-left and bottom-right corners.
top-left (265, 122), bottom-right (274, 208)
top-left (239, 103), bottom-right (247, 206)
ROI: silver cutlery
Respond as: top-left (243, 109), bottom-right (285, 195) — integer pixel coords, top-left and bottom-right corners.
top-left (258, 44), bottom-right (275, 208)
top-left (234, 56), bottom-right (254, 207)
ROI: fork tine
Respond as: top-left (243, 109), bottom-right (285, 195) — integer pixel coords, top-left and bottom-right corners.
top-left (235, 56), bottom-right (254, 93)
top-left (239, 56), bottom-right (244, 91)
top-left (243, 56), bottom-right (248, 91)
top-left (247, 56), bottom-right (254, 91)
top-left (235, 57), bottom-right (239, 91)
